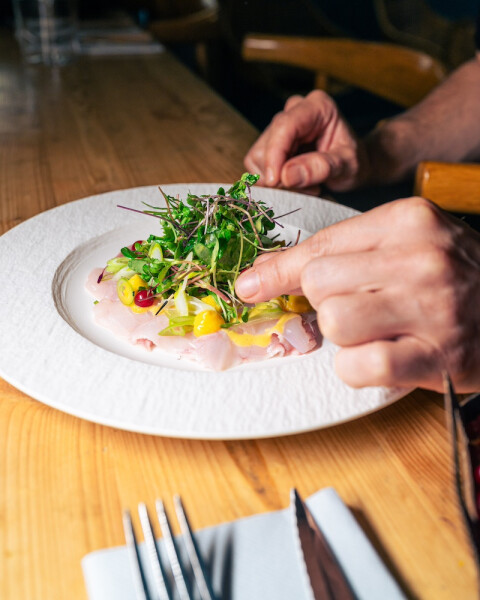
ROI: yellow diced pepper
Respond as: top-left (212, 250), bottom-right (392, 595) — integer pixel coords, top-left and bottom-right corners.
top-left (128, 274), bottom-right (148, 293)
top-left (284, 295), bottom-right (313, 313)
top-left (193, 310), bottom-right (225, 337)
top-left (201, 295), bottom-right (222, 312)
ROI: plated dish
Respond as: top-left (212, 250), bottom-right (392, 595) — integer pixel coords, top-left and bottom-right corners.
top-left (0, 184), bottom-right (408, 439)
top-left (86, 175), bottom-right (320, 371)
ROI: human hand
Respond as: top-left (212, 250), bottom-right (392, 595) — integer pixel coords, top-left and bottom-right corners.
top-left (235, 198), bottom-right (480, 392)
top-left (244, 90), bottom-right (368, 192)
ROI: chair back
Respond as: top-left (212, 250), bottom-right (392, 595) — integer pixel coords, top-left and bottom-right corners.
top-left (415, 161), bottom-right (480, 214)
top-left (242, 34), bottom-right (447, 107)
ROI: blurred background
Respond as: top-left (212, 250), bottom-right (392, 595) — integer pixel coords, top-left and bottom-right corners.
top-left (2, 0), bottom-right (479, 209)
top-left (2, 1), bottom-right (478, 126)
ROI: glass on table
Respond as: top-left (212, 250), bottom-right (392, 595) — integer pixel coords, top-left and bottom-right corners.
top-left (12, 0), bottom-right (78, 65)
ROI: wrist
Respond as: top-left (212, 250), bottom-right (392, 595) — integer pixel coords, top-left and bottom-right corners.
top-left (361, 118), bottom-right (419, 187)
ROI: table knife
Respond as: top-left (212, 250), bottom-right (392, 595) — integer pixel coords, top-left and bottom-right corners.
top-left (444, 374), bottom-right (480, 571)
top-left (291, 488), bottom-right (355, 600)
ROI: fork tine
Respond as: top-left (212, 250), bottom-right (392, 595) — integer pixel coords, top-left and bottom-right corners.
top-left (138, 503), bottom-right (171, 600)
top-left (155, 499), bottom-right (192, 600)
top-left (122, 509), bottom-right (151, 600)
top-left (174, 495), bottom-right (216, 600)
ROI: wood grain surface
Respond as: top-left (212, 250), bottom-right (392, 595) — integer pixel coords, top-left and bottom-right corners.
top-left (415, 161), bottom-right (480, 214)
top-left (0, 29), bottom-right (477, 600)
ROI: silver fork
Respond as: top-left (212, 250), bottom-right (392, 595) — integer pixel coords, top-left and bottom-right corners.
top-left (122, 495), bottom-right (216, 600)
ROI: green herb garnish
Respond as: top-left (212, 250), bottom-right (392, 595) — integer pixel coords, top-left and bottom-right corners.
top-left (105, 173), bottom-right (298, 327)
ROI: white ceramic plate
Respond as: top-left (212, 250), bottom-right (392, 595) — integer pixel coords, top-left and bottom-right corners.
top-left (0, 185), bottom-right (408, 439)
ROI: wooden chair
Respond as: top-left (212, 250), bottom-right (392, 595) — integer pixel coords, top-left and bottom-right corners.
top-left (123, 0), bottom-right (220, 78)
top-left (415, 161), bottom-right (480, 215)
top-left (148, 4), bottom-right (219, 44)
top-left (373, 0), bottom-right (478, 69)
top-left (242, 34), bottom-right (447, 108)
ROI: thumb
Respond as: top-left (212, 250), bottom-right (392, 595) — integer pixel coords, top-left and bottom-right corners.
top-left (235, 200), bottom-right (395, 303)
top-left (235, 250), bottom-right (303, 302)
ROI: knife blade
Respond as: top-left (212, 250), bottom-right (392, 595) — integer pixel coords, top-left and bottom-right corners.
top-left (444, 374), bottom-right (480, 568)
top-left (291, 488), bottom-right (355, 600)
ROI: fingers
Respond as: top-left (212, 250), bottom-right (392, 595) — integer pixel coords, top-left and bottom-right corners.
top-left (235, 254), bottom-right (299, 300)
top-left (253, 252), bottom-right (278, 265)
top-left (236, 197), bottom-right (457, 303)
top-left (244, 91), bottom-right (340, 187)
top-left (284, 95), bottom-right (304, 111)
top-left (244, 95), bottom-right (304, 181)
top-left (300, 246), bottom-right (417, 307)
top-left (316, 290), bottom-right (411, 346)
top-left (236, 201), bottom-right (396, 302)
top-left (235, 191), bottom-right (480, 392)
top-left (244, 138), bottom-right (270, 183)
top-left (280, 151), bottom-right (345, 189)
top-left (334, 336), bottom-right (444, 391)
top-left (262, 95), bottom-right (338, 186)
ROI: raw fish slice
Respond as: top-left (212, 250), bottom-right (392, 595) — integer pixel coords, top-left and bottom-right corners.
top-left (86, 268), bottom-right (118, 302)
top-left (136, 323), bottom-right (194, 355)
top-left (281, 314), bottom-right (319, 354)
top-left (188, 330), bottom-right (242, 371)
top-left (87, 271), bottom-right (321, 370)
top-left (93, 299), bottom-right (155, 340)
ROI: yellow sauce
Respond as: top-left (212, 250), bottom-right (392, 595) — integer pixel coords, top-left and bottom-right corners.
top-left (130, 302), bottom-right (162, 315)
top-left (130, 303), bottom-right (150, 314)
top-left (226, 313), bottom-right (296, 347)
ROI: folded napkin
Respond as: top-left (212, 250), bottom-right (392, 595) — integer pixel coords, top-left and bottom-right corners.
top-left (82, 487), bottom-right (405, 599)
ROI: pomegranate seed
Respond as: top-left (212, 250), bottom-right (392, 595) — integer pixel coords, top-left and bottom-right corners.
top-left (134, 289), bottom-right (154, 307)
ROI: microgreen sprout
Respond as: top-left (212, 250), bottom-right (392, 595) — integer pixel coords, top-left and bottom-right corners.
top-left (104, 173), bottom-right (297, 326)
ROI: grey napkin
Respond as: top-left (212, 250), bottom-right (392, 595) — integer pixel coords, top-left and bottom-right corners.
top-left (82, 487), bottom-right (405, 599)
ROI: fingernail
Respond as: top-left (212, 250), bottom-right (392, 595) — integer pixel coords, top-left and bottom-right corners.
top-left (265, 167), bottom-right (275, 185)
top-left (284, 164), bottom-right (306, 187)
top-left (236, 270), bottom-right (260, 299)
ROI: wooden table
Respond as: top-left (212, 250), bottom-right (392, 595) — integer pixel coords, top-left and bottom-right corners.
top-left (0, 30), bottom-right (477, 600)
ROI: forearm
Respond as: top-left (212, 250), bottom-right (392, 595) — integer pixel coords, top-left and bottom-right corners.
top-left (362, 54), bottom-right (480, 187)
